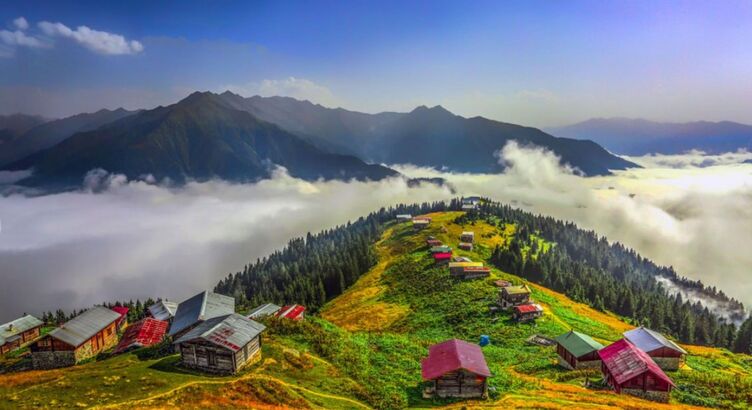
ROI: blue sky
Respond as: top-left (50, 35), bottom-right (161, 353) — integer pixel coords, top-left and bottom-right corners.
top-left (2, 0), bottom-right (752, 126)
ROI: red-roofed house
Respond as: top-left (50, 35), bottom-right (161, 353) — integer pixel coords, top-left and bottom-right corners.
top-left (513, 304), bottom-right (543, 322)
top-left (433, 252), bottom-right (452, 265)
top-left (421, 339), bottom-right (491, 399)
top-left (276, 305), bottom-right (306, 321)
top-left (111, 306), bottom-right (129, 331)
top-left (598, 339), bottom-right (675, 402)
top-left (114, 318), bottom-right (168, 353)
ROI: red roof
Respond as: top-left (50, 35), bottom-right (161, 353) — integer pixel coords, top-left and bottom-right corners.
top-left (111, 306), bottom-right (129, 317)
top-left (598, 339), bottom-right (674, 387)
top-left (514, 304), bottom-right (542, 314)
top-left (433, 252), bottom-right (452, 260)
top-left (114, 318), bottom-right (168, 353)
top-left (421, 339), bottom-right (492, 380)
top-left (276, 304), bottom-right (306, 320)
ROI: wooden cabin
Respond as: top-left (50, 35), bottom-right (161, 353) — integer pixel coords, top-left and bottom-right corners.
top-left (453, 266), bottom-right (490, 280)
top-left (168, 291), bottom-right (235, 340)
top-left (448, 261), bottom-right (483, 276)
top-left (396, 214), bottom-right (412, 222)
top-left (247, 303), bottom-right (282, 319)
top-left (599, 339), bottom-right (675, 402)
top-left (148, 299), bottom-right (178, 322)
top-left (433, 252), bottom-right (452, 265)
top-left (111, 306), bottom-right (129, 331)
top-left (494, 280), bottom-right (511, 288)
top-left (426, 239), bottom-right (443, 247)
top-left (175, 313), bottom-right (266, 374)
top-left (460, 231), bottom-right (475, 243)
top-left (276, 305), bottom-right (306, 320)
top-left (412, 218), bottom-right (430, 231)
top-left (623, 327), bottom-right (687, 370)
top-left (31, 306), bottom-right (120, 369)
top-left (421, 339), bottom-right (491, 399)
top-left (555, 330), bottom-right (604, 369)
top-left (114, 317), bottom-right (168, 353)
top-left (458, 242), bottom-right (473, 251)
top-left (499, 285), bottom-right (531, 309)
top-left (513, 304), bottom-right (543, 322)
top-left (0, 315), bottom-right (44, 355)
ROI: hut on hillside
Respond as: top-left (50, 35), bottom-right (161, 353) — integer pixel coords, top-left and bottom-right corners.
top-left (421, 339), bottom-right (491, 399)
top-left (0, 315), bottom-right (44, 355)
top-left (454, 256), bottom-right (472, 262)
top-left (460, 231), bottom-right (475, 243)
top-left (499, 285), bottom-right (531, 309)
top-left (111, 306), bottom-right (129, 331)
top-left (413, 217), bottom-right (431, 231)
top-left (598, 339), bottom-right (675, 402)
top-left (448, 261), bottom-right (483, 276)
top-left (174, 313), bottom-right (266, 374)
top-left (513, 304), bottom-right (543, 322)
top-left (275, 305), bottom-right (306, 321)
top-left (453, 266), bottom-right (491, 280)
top-left (433, 252), bottom-right (452, 265)
top-left (494, 280), bottom-right (511, 288)
top-left (458, 242), bottom-right (473, 251)
top-left (623, 327), bottom-right (687, 370)
top-left (461, 197), bottom-right (481, 211)
top-left (114, 318), bottom-right (168, 353)
top-left (148, 299), bottom-right (178, 322)
top-left (426, 238), bottom-right (443, 247)
top-left (169, 291), bottom-right (235, 339)
top-left (247, 303), bottom-right (282, 319)
top-left (396, 214), bottom-right (413, 222)
top-left (31, 306), bottom-right (120, 369)
top-left (555, 330), bottom-right (604, 369)
top-left (429, 245), bottom-right (452, 254)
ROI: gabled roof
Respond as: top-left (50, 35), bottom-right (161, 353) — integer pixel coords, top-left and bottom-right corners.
top-left (0, 315), bottom-right (44, 344)
top-left (49, 306), bottom-right (121, 347)
top-left (461, 231), bottom-right (474, 236)
top-left (514, 304), bottom-right (543, 314)
top-left (169, 291), bottom-right (235, 336)
top-left (555, 330), bottom-right (604, 358)
top-left (248, 303), bottom-right (282, 319)
top-left (433, 252), bottom-right (452, 260)
top-left (503, 285), bottom-right (531, 295)
top-left (111, 306), bottom-right (129, 322)
top-left (598, 339), bottom-right (674, 387)
top-left (623, 327), bottom-right (687, 355)
top-left (421, 339), bottom-right (492, 380)
top-left (276, 305), bottom-right (306, 320)
top-left (174, 314), bottom-right (266, 352)
top-left (115, 318), bottom-right (168, 353)
top-left (148, 300), bottom-right (178, 321)
top-left (429, 245), bottom-right (452, 253)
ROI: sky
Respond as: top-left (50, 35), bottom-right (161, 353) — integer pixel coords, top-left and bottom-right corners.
top-left (2, 0), bottom-right (752, 126)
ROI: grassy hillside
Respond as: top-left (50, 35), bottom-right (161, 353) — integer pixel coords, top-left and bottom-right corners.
top-left (1, 211), bottom-right (750, 409)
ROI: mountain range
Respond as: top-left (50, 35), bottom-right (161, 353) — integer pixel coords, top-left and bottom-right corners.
top-left (2, 91), bottom-right (637, 189)
top-left (547, 118), bottom-right (752, 155)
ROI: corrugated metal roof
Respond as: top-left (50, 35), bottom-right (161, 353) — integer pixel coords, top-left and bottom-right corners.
top-left (49, 306), bottom-right (120, 347)
top-left (433, 252), bottom-right (452, 260)
top-left (514, 304), bottom-right (543, 314)
top-left (599, 339), bottom-right (674, 387)
top-left (169, 291), bottom-right (235, 336)
top-left (174, 313), bottom-right (265, 352)
top-left (555, 330), bottom-right (604, 358)
top-left (623, 327), bottom-right (687, 355)
top-left (429, 245), bottom-right (452, 253)
top-left (276, 305), bottom-right (306, 320)
top-left (148, 300), bottom-right (178, 321)
top-left (503, 285), bottom-right (531, 295)
top-left (115, 318), bottom-right (168, 353)
top-left (248, 303), bottom-right (282, 319)
top-left (0, 315), bottom-right (43, 343)
top-left (421, 339), bottom-right (491, 380)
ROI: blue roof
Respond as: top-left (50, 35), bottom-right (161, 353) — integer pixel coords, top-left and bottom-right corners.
top-left (623, 327), bottom-right (687, 355)
top-left (169, 291), bottom-right (235, 336)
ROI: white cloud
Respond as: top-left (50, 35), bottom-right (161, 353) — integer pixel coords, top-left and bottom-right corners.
top-left (13, 17), bottom-right (29, 31)
top-left (220, 77), bottom-right (340, 107)
top-left (0, 28), bottom-right (46, 48)
top-left (38, 21), bottom-right (143, 55)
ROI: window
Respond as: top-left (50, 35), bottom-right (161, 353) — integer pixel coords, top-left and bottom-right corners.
top-left (207, 350), bottom-right (217, 366)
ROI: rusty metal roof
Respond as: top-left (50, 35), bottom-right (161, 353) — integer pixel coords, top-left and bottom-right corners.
top-left (174, 313), bottom-right (265, 352)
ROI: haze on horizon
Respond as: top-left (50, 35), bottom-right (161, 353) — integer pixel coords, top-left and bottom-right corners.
top-left (2, 0), bottom-right (752, 127)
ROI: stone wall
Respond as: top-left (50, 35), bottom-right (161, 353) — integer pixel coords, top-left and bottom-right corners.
top-left (622, 388), bottom-right (670, 403)
top-left (31, 351), bottom-right (76, 370)
top-left (652, 356), bottom-right (681, 371)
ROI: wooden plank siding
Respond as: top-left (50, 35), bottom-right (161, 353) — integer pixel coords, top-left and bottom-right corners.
top-left (433, 369), bottom-right (487, 399)
top-left (179, 335), bottom-right (261, 374)
top-left (0, 326), bottom-right (42, 355)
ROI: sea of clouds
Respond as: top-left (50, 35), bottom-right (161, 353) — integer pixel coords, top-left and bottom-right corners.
top-left (1, 143), bottom-right (751, 322)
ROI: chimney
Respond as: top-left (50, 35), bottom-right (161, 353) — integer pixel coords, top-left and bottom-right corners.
top-left (7, 324), bottom-right (13, 331)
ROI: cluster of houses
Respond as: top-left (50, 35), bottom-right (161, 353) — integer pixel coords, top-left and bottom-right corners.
top-left (1, 291), bottom-right (306, 375)
top-left (554, 326), bottom-right (686, 402)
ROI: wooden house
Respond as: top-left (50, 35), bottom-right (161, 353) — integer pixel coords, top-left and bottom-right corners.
top-left (0, 315), bottom-right (43, 355)
top-left (458, 242), bottom-right (473, 251)
top-left (114, 318), bottom-right (168, 353)
top-left (598, 339), bottom-right (675, 402)
top-left (494, 280), bottom-right (511, 288)
top-left (555, 330), bottom-right (604, 369)
top-left (499, 285), bottom-right (531, 309)
top-left (276, 305), bottom-right (306, 320)
top-left (396, 214), bottom-right (412, 222)
top-left (169, 291), bottom-right (235, 339)
top-left (174, 313), bottom-right (266, 374)
top-left (460, 231), bottom-right (475, 243)
top-left (31, 306), bottom-right (120, 369)
top-left (148, 299), bottom-right (178, 322)
top-left (461, 197), bottom-right (481, 211)
top-left (429, 245), bottom-right (452, 254)
top-left (623, 327), bottom-right (687, 370)
top-left (453, 266), bottom-right (490, 280)
top-left (426, 239), bottom-right (443, 247)
top-left (412, 218), bottom-right (430, 231)
top-left (421, 339), bottom-right (491, 399)
top-left (513, 304), bottom-right (543, 322)
top-left (111, 306), bottom-right (129, 331)
top-left (247, 303), bottom-right (282, 319)
top-left (448, 261), bottom-right (483, 276)
top-left (433, 252), bottom-right (452, 265)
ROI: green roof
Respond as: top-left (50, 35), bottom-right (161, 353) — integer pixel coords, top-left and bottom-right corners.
top-left (429, 246), bottom-right (452, 253)
top-left (555, 330), bottom-right (604, 357)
